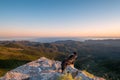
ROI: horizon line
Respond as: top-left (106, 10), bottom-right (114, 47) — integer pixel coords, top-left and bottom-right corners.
top-left (0, 36), bottom-right (120, 38)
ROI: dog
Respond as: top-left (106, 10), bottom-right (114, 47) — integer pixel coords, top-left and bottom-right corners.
top-left (61, 52), bottom-right (77, 73)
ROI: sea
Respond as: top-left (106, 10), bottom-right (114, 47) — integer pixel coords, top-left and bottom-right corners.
top-left (0, 37), bottom-right (120, 43)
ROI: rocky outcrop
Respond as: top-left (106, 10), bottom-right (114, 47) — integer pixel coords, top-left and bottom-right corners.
top-left (0, 57), bottom-right (105, 80)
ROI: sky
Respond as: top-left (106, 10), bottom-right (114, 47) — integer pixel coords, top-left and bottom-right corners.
top-left (0, 0), bottom-right (120, 38)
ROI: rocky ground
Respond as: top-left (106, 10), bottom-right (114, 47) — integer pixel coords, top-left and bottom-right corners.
top-left (0, 57), bottom-right (105, 80)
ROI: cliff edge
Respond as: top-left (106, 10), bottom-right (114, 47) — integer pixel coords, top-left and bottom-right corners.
top-left (0, 57), bottom-right (105, 80)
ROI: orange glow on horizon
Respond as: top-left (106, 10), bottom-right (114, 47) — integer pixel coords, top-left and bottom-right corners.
top-left (0, 31), bottom-right (120, 38)
top-left (0, 25), bottom-right (120, 38)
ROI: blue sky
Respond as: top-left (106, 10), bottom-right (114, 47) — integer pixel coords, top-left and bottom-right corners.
top-left (0, 0), bottom-right (120, 37)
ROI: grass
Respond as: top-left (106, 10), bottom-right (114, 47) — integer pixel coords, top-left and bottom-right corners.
top-left (57, 73), bottom-right (74, 80)
top-left (57, 72), bottom-right (82, 80)
top-left (0, 69), bottom-right (9, 76)
top-left (82, 70), bottom-right (95, 79)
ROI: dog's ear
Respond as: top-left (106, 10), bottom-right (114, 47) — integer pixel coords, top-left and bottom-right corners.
top-left (73, 52), bottom-right (77, 55)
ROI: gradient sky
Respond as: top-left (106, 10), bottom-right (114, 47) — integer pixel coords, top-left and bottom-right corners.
top-left (0, 0), bottom-right (120, 38)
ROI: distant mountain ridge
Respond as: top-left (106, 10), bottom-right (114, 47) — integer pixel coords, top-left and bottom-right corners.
top-left (85, 39), bottom-right (120, 47)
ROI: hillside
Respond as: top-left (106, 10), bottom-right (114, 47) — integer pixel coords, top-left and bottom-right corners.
top-left (0, 40), bottom-right (120, 80)
top-left (0, 57), bottom-right (105, 80)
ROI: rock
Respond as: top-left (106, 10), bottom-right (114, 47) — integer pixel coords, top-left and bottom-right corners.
top-left (0, 57), bottom-right (105, 80)
top-left (1, 72), bottom-right (29, 80)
